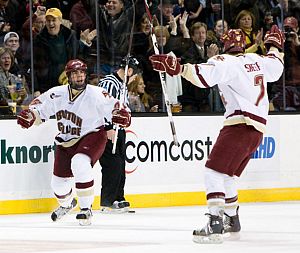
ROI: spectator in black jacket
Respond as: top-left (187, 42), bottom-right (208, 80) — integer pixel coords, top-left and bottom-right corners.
top-left (33, 7), bottom-right (94, 93)
top-left (179, 22), bottom-right (219, 112)
top-left (95, 0), bottom-right (145, 75)
top-left (0, 0), bottom-right (18, 45)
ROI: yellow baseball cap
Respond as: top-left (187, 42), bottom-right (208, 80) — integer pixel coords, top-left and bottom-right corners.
top-left (45, 8), bottom-right (62, 18)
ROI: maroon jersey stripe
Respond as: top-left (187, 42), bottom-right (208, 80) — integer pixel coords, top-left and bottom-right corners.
top-left (226, 110), bottom-right (267, 125)
top-left (55, 189), bottom-right (72, 199)
top-left (195, 65), bottom-right (210, 88)
top-left (76, 180), bottom-right (94, 189)
top-left (225, 196), bottom-right (238, 204)
top-left (207, 192), bottom-right (225, 200)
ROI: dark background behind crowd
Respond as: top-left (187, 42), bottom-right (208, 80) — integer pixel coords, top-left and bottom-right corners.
top-left (0, 0), bottom-right (299, 115)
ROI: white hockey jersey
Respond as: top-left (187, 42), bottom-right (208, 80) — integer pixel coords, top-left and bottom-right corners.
top-left (29, 84), bottom-right (118, 146)
top-left (181, 50), bottom-right (284, 133)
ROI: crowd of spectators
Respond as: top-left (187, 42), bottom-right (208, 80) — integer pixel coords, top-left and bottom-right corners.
top-left (0, 0), bottom-right (299, 115)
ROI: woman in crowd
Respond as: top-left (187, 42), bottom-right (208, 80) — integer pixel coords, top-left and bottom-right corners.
top-left (207, 19), bottom-right (229, 52)
top-left (128, 74), bottom-right (158, 112)
top-left (0, 47), bottom-right (27, 115)
top-left (234, 10), bottom-right (265, 54)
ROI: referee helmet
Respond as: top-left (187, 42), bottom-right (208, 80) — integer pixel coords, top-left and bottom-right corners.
top-left (119, 55), bottom-right (141, 74)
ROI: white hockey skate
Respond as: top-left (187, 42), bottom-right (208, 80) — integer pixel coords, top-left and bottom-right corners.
top-left (193, 214), bottom-right (224, 244)
top-left (76, 208), bottom-right (92, 226)
top-left (51, 198), bottom-right (77, 221)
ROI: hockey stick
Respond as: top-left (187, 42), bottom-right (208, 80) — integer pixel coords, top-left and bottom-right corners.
top-left (143, 0), bottom-right (180, 146)
top-left (112, 0), bottom-right (136, 154)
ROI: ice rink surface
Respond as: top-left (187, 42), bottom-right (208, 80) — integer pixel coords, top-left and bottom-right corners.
top-left (0, 201), bottom-right (299, 253)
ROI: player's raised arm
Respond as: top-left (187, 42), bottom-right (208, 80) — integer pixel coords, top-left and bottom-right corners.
top-left (263, 25), bottom-right (285, 82)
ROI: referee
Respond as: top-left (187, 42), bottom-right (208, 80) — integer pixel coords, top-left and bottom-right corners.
top-left (98, 56), bottom-right (140, 213)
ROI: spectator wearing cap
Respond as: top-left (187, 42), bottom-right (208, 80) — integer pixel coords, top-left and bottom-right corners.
top-left (44, 0), bottom-right (78, 20)
top-left (284, 16), bottom-right (300, 45)
top-left (32, 7), bottom-right (96, 93)
top-left (3, 31), bottom-right (18, 53)
top-left (271, 16), bottom-right (300, 111)
top-left (3, 31), bottom-right (23, 76)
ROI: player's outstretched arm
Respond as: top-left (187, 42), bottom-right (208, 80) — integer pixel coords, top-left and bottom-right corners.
top-left (111, 106), bottom-right (131, 128)
top-left (17, 109), bottom-right (42, 129)
top-left (149, 54), bottom-right (182, 76)
top-left (17, 109), bottom-right (36, 129)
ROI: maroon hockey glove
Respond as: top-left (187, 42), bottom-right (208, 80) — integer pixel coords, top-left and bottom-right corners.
top-left (112, 108), bottom-right (131, 128)
top-left (264, 24), bottom-right (285, 51)
top-left (149, 54), bottom-right (181, 76)
top-left (17, 109), bottom-right (36, 129)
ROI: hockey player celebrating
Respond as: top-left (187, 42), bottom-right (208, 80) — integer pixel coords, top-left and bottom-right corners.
top-left (149, 25), bottom-right (284, 243)
top-left (16, 59), bottom-right (131, 226)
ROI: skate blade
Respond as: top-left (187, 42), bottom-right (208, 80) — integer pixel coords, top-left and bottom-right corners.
top-left (223, 232), bottom-right (240, 241)
top-left (100, 207), bottom-right (129, 214)
top-left (78, 218), bottom-right (92, 226)
top-left (193, 234), bottom-right (223, 244)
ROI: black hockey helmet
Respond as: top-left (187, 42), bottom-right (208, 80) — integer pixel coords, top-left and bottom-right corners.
top-left (119, 55), bottom-right (141, 73)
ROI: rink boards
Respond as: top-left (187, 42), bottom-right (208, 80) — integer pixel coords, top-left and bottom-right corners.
top-left (0, 114), bottom-right (300, 214)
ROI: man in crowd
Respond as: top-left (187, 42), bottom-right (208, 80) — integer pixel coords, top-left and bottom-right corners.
top-left (33, 7), bottom-right (95, 93)
top-left (96, 0), bottom-right (145, 74)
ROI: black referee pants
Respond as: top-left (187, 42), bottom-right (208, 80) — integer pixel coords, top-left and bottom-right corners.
top-left (99, 129), bottom-right (126, 207)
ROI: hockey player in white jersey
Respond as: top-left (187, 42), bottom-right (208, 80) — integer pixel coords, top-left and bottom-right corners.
top-left (16, 59), bottom-right (131, 225)
top-left (149, 25), bottom-right (284, 243)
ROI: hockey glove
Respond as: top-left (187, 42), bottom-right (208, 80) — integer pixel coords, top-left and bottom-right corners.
top-left (149, 54), bottom-right (181, 76)
top-left (112, 108), bottom-right (131, 128)
top-left (264, 24), bottom-right (285, 51)
top-left (17, 109), bottom-right (36, 129)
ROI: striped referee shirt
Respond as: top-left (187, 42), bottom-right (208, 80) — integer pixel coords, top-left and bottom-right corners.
top-left (98, 72), bottom-right (130, 130)
top-left (98, 72), bottom-right (129, 106)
